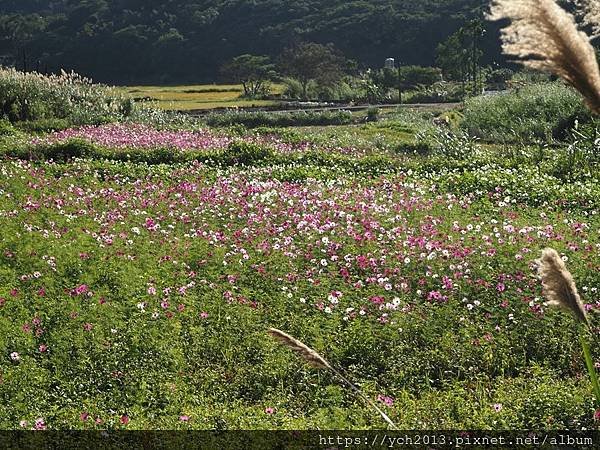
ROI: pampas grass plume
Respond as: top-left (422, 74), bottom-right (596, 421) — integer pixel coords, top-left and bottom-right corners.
top-left (267, 328), bottom-right (397, 429)
top-left (489, 0), bottom-right (600, 114)
top-left (536, 248), bottom-right (589, 325)
top-left (267, 328), bottom-right (331, 369)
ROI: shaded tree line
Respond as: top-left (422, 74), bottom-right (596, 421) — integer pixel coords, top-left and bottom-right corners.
top-left (0, 0), bottom-right (501, 84)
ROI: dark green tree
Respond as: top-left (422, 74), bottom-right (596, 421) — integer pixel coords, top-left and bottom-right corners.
top-left (0, 1), bottom-right (502, 83)
top-left (436, 19), bottom-right (485, 92)
top-left (221, 54), bottom-right (277, 98)
top-left (279, 42), bottom-right (348, 100)
top-left (398, 66), bottom-right (442, 90)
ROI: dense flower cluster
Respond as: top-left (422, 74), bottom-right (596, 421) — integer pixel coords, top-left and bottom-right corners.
top-left (1, 142), bottom-right (598, 429)
top-left (33, 123), bottom-right (362, 155)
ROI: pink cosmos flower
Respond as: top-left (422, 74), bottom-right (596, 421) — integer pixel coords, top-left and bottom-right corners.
top-left (264, 407), bottom-right (275, 415)
top-left (493, 403), bottom-right (503, 412)
top-left (34, 418), bottom-right (46, 430)
top-left (377, 395), bottom-right (394, 407)
top-left (80, 412), bottom-right (90, 422)
top-left (179, 415), bottom-right (190, 422)
top-left (200, 312), bottom-right (209, 319)
top-left (594, 410), bottom-right (600, 422)
top-left (73, 284), bottom-right (89, 296)
top-left (120, 415), bottom-right (130, 425)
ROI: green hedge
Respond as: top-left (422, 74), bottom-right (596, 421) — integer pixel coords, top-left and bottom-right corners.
top-left (462, 83), bottom-right (591, 143)
top-left (204, 109), bottom-right (354, 128)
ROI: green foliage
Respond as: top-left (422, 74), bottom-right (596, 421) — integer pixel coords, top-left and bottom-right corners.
top-left (1, 93), bottom-right (599, 430)
top-left (462, 83), bottom-right (591, 143)
top-left (0, 143), bottom-right (598, 428)
top-left (0, 1), bottom-right (498, 84)
top-left (398, 66), bottom-right (442, 90)
top-left (365, 107), bottom-right (380, 122)
top-left (0, 119), bottom-right (15, 136)
top-left (436, 19), bottom-right (485, 85)
top-left (221, 141), bottom-right (276, 166)
top-left (15, 119), bottom-right (73, 134)
top-left (279, 42), bottom-right (350, 100)
top-left (0, 68), bottom-right (134, 124)
top-left (221, 55), bottom-right (277, 99)
top-left (403, 82), bottom-right (465, 104)
top-left (204, 110), bottom-right (354, 128)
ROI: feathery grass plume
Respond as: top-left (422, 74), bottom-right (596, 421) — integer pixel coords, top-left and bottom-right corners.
top-left (489, 0), bottom-right (600, 114)
top-left (535, 249), bottom-right (600, 409)
top-left (267, 328), bottom-right (331, 369)
top-left (267, 328), bottom-right (397, 429)
top-left (536, 248), bottom-right (589, 325)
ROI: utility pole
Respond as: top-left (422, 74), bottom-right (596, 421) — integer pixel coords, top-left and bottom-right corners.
top-left (397, 61), bottom-right (402, 104)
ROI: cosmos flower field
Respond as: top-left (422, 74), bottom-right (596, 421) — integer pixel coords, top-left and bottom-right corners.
top-left (1, 121), bottom-right (599, 430)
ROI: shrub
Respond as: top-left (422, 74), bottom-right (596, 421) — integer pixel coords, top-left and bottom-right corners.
top-left (0, 68), bottom-right (134, 125)
top-left (462, 82), bottom-right (590, 143)
top-left (404, 82), bottom-right (466, 104)
top-left (15, 119), bottom-right (73, 134)
top-left (204, 110), bottom-right (354, 128)
top-left (39, 139), bottom-right (98, 161)
top-left (399, 66), bottom-right (442, 90)
top-left (365, 108), bottom-right (380, 122)
top-left (0, 119), bottom-right (15, 136)
top-left (221, 141), bottom-right (276, 166)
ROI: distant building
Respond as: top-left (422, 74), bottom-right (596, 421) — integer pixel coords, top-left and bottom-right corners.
top-left (384, 58), bottom-right (395, 70)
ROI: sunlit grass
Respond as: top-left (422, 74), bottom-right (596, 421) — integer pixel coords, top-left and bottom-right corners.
top-left (119, 84), bottom-right (285, 110)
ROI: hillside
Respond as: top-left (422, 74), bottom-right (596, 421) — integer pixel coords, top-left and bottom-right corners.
top-left (0, 0), bottom-right (499, 83)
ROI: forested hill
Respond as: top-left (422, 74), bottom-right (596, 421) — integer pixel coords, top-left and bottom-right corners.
top-left (0, 0), bottom-right (499, 84)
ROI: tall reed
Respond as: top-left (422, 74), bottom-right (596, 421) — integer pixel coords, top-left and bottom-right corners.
top-left (267, 328), bottom-right (397, 429)
top-left (536, 248), bottom-right (599, 409)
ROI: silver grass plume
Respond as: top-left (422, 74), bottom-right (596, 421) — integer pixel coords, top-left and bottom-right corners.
top-left (536, 248), bottom-right (590, 326)
top-left (267, 328), bottom-right (331, 369)
top-left (268, 328), bottom-right (397, 429)
top-left (489, 0), bottom-right (600, 114)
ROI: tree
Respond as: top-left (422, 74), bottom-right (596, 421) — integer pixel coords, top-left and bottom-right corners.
top-left (0, 1), bottom-right (500, 84)
top-left (221, 54), bottom-right (277, 98)
top-left (279, 42), bottom-right (348, 100)
top-left (436, 19), bottom-right (485, 92)
top-left (0, 14), bottom-right (47, 71)
top-left (398, 66), bottom-right (442, 90)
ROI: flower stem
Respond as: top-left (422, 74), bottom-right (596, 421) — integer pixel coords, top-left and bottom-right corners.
top-left (580, 328), bottom-right (600, 407)
top-left (329, 366), bottom-right (398, 430)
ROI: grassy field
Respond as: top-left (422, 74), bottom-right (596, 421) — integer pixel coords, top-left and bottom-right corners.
top-left (121, 84), bottom-right (284, 110)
